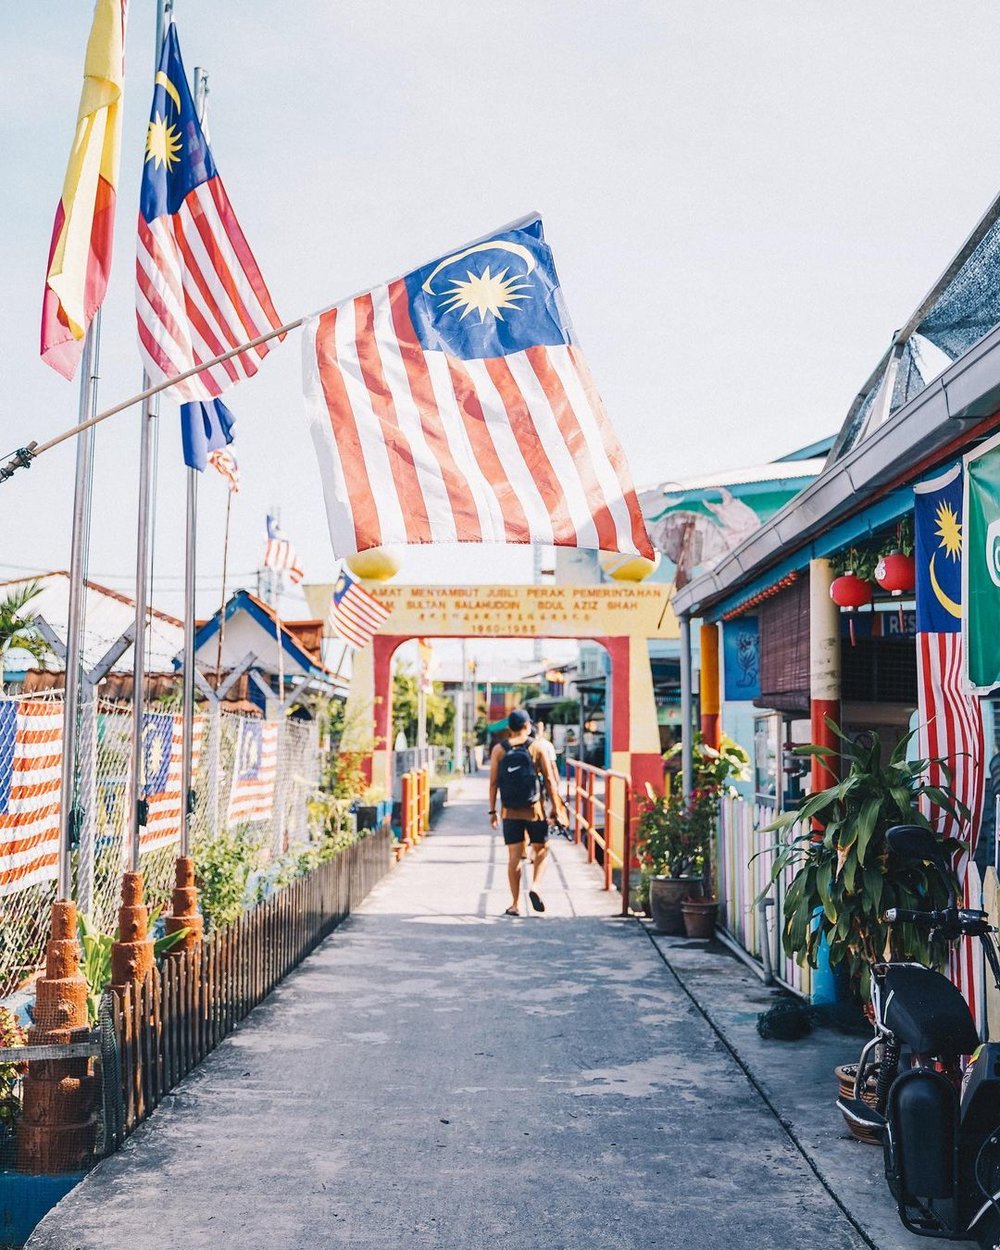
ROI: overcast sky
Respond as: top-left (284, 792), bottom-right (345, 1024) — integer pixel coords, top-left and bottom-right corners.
top-left (4, 1), bottom-right (1000, 630)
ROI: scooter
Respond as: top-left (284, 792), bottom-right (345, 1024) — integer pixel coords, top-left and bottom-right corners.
top-left (836, 824), bottom-right (1000, 1246)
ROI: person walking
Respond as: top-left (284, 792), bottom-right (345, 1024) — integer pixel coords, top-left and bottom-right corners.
top-left (489, 709), bottom-right (566, 915)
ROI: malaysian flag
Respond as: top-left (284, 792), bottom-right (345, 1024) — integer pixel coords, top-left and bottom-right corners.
top-left (141, 712), bottom-right (204, 853)
top-left (264, 514), bottom-right (303, 584)
top-left (302, 215), bottom-right (653, 559)
top-left (915, 464), bottom-right (986, 1017)
top-left (208, 447), bottom-right (240, 492)
top-left (227, 718), bottom-right (278, 827)
top-left (135, 22), bottom-right (282, 458)
top-left (328, 571), bottom-right (390, 650)
top-left (0, 700), bottom-right (62, 897)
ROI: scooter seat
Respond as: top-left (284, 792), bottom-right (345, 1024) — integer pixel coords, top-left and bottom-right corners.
top-left (883, 964), bottom-right (980, 1056)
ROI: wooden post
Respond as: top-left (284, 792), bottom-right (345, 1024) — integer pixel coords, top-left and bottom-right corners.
top-left (699, 622), bottom-right (720, 749)
top-left (165, 855), bottom-right (203, 951)
top-left (401, 773), bottom-right (413, 848)
top-left (17, 901), bottom-right (98, 1173)
top-left (111, 872), bottom-right (154, 990)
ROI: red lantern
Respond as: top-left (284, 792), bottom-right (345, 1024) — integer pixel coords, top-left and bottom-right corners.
top-left (830, 571), bottom-right (873, 609)
top-left (874, 551), bottom-right (915, 597)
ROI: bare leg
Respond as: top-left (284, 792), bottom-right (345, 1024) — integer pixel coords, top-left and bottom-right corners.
top-left (506, 842), bottom-right (524, 911)
top-left (531, 841), bottom-right (549, 887)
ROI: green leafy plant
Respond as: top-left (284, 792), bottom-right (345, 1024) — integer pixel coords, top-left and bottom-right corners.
top-left (77, 909), bottom-right (188, 1024)
top-left (638, 734), bottom-right (749, 892)
top-left (194, 830), bottom-right (262, 930)
top-left (0, 581), bottom-right (50, 691)
top-left (0, 1007), bottom-right (26, 1142)
top-left (758, 721), bottom-right (967, 999)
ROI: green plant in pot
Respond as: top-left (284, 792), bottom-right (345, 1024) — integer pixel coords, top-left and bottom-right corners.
top-left (640, 734), bottom-right (749, 935)
top-left (758, 722), bottom-right (967, 1001)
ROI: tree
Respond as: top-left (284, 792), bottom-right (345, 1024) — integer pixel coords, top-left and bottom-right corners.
top-left (392, 667), bottom-right (454, 747)
top-left (0, 582), bottom-right (49, 691)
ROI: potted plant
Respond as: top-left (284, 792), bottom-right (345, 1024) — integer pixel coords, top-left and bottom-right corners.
top-left (637, 788), bottom-right (705, 934)
top-left (759, 721), bottom-right (967, 1002)
top-left (639, 734), bottom-right (749, 935)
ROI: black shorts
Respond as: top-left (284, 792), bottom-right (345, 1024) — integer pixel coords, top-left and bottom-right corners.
top-left (502, 818), bottom-right (548, 846)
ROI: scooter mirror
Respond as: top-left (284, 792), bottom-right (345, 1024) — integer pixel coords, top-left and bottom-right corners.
top-left (886, 824), bottom-right (946, 866)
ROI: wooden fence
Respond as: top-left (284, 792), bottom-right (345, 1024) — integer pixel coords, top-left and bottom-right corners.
top-left (101, 828), bottom-right (392, 1149)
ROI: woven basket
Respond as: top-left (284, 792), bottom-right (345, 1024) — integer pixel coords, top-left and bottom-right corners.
top-left (835, 1062), bottom-right (882, 1146)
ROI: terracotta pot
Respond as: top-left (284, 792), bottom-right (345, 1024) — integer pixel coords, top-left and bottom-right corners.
top-left (680, 897), bottom-right (718, 939)
top-left (649, 876), bottom-right (704, 934)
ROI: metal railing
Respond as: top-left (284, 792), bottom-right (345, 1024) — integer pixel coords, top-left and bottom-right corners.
top-left (399, 768), bottom-right (430, 849)
top-left (392, 747), bottom-right (449, 799)
top-left (565, 760), bottom-right (633, 916)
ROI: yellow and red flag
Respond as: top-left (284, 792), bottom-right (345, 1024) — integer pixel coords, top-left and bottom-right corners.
top-left (40, 0), bottom-right (127, 379)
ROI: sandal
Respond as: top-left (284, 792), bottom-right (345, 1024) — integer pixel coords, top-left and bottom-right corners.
top-left (528, 891), bottom-right (545, 913)
top-left (504, 906), bottom-right (520, 917)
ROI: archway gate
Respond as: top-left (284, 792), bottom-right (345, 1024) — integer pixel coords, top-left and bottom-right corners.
top-left (305, 581), bottom-right (678, 855)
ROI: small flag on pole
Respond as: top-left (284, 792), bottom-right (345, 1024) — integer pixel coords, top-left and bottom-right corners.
top-left (181, 397), bottom-right (236, 472)
top-left (41, 0), bottom-right (128, 379)
top-left (328, 571), bottom-right (390, 650)
top-left (136, 21), bottom-right (283, 461)
top-left (207, 447), bottom-right (240, 493)
top-left (302, 215), bottom-right (653, 559)
top-left (264, 515), bottom-right (303, 584)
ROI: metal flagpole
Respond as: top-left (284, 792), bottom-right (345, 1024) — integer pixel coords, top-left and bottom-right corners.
top-left (178, 64), bottom-right (209, 858)
top-left (58, 314), bottom-right (101, 901)
top-left (128, 0), bottom-right (172, 873)
top-left (215, 487), bottom-right (233, 680)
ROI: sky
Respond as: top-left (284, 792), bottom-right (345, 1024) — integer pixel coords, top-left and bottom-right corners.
top-left (4, 1), bottom-right (1000, 644)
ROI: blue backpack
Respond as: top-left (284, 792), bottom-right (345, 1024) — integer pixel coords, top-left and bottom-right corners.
top-left (497, 740), bottom-right (541, 809)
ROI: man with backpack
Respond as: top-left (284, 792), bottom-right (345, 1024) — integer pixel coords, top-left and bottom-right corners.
top-left (488, 708), bottom-right (566, 916)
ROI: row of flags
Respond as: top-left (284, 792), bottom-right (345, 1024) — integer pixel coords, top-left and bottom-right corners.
top-left (0, 704), bottom-right (278, 898)
top-left (38, 2), bottom-right (652, 565)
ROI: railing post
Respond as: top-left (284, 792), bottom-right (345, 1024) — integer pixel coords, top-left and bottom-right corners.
top-left (421, 768), bottom-right (430, 833)
top-left (573, 764), bottom-right (581, 845)
top-left (603, 778), bottom-right (614, 891)
top-left (621, 780), bottom-right (632, 917)
top-left (586, 771), bottom-right (595, 864)
top-left (401, 772), bottom-right (413, 847)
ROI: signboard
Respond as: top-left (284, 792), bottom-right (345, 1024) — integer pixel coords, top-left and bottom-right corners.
top-left (723, 617), bottom-right (760, 702)
top-left (304, 582), bottom-right (678, 641)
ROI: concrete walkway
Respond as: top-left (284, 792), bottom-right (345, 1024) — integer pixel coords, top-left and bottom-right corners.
top-left (32, 778), bottom-right (867, 1250)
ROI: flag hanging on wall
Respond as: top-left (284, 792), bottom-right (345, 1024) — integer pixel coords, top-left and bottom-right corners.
top-left (136, 21), bottom-right (283, 464)
top-left (41, 0), bottom-right (128, 379)
top-left (327, 571), bottom-right (390, 649)
top-left (964, 430), bottom-right (1000, 693)
top-left (914, 463), bottom-right (985, 1016)
top-left (302, 215), bottom-right (653, 559)
top-left (140, 712), bottom-right (204, 853)
top-left (263, 515), bottom-right (303, 584)
top-left (0, 701), bottom-right (63, 897)
top-left (227, 718), bottom-right (278, 827)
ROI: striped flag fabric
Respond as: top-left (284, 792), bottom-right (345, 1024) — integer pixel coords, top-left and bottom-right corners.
top-left (208, 447), bottom-right (240, 492)
top-left (914, 464), bottom-right (986, 1017)
top-left (264, 514), bottom-right (303, 584)
top-left (136, 22), bottom-right (282, 409)
top-left (328, 571), bottom-right (390, 649)
top-left (302, 215), bottom-right (653, 559)
top-left (0, 701), bottom-right (62, 898)
top-left (227, 718), bottom-right (278, 827)
top-left (140, 712), bottom-right (204, 853)
top-left (41, 0), bottom-right (127, 379)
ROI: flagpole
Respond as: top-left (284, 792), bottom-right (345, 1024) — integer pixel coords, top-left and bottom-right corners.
top-left (215, 487), bottom-right (233, 681)
top-left (128, 0), bottom-right (172, 874)
top-left (58, 314), bottom-right (101, 901)
top-left (178, 63), bottom-right (209, 860)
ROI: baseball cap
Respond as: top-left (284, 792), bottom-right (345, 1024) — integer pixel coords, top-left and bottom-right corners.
top-left (508, 708), bottom-right (530, 731)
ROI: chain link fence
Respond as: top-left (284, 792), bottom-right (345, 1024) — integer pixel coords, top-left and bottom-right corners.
top-left (0, 691), bottom-right (323, 999)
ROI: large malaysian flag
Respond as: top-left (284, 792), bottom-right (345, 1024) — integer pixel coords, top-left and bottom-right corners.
top-left (135, 23), bottom-right (282, 410)
top-left (227, 719), bottom-right (278, 828)
top-left (302, 215), bottom-right (653, 559)
top-left (0, 701), bottom-right (63, 898)
top-left (915, 464), bottom-right (985, 1018)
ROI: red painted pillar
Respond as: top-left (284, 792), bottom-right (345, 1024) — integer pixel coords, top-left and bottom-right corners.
top-left (810, 559), bottom-right (840, 788)
top-left (700, 622), bottom-right (720, 749)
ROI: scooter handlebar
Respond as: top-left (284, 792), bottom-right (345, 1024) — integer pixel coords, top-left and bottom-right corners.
top-left (883, 907), bottom-right (947, 925)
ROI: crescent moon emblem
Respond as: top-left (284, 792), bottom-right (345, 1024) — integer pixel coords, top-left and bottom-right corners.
top-left (155, 71), bottom-right (182, 113)
top-left (422, 240), bottom-right (536, 295)
top-left (929, 551), bottom-right (962, 619)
